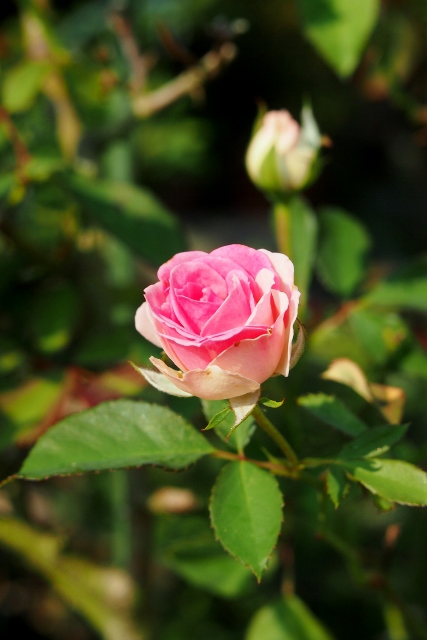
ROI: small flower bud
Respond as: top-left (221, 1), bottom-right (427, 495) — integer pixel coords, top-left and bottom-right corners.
top-left (246, 105), bottom-right (322, 194)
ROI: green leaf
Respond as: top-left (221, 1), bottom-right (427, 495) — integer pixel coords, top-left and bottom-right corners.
top-left (273, 197), bottom-right (317, 311)
top-left (156, 516), bottom-right (252, 598)
top-left (29, 280), bottom-right (80, 354)
top-left (65, 174), bottom-right (186, 266)
top-left (246, 594), bottom-right (335, 640)
top-left (0, 517), bottom-right (142, 640)
top-left (18, 400), bottom-right (214, 479)
top-left (326, 466), bottom-right (349, 508)
top-left (209, 461), bottom-right (283, 579)
top-left (203, 406), bottom-right (231, 431)
top-left (341, 458), bottom-right (427, 506)
top-left (2, 61), bottom-right (52, 112)
top-left (260, 397), bottom-right (285, 409)
top-left (365, 257), bottom-right (427, 312)
top-left (316, 208), bottom-right (371, 297)
top-left (298, 393), bottom-right (367, 436)
top-left (296, 0), bottom-right (380, 77)
top-left (338, 424), bottom-right (408, 460)
top-left (202, 400), bottom-right (255, 452)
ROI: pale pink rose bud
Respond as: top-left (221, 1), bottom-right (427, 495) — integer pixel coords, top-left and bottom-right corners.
top-left (135, 244), bottom-right (300, 401)
top-left (245, 105), bottom-right (321, 194)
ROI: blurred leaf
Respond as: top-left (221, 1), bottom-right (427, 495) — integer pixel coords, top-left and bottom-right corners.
top-left (156, 515), bottom-right (252, 598)
top-left (0, 374), bottom-right (64, 450)
top-left (0, 517), bottom-right (142, 640)
top-left (202, 399), bottom-right (255, 452)
top-left (29, 280), bottom-right (80, 354)
top-left (321, 359), bottom-right (406, 424)
top-left (296, 0), bottom-right (380, 77)
top-left (298, 393), bottom-right (367, 436)
top-left (209, 461), bottom-right (283, 579)
top-left (326, 466), bottom-right (349, 508)
top-left (365, 257), bottom-right (427, 312)
top-left (0, 337), bottom-right (26, 375)
top-left (66, 174), bottom-right (186, 265)
top-left (341, 458), bottom-right (427, 506)
top-left (24, 155), bottom-right (65, 182)
top-left (0, 174), bottom-right (16, 200)
top-left (9, 190), bottom-right (71, 256)
top-left (321, 358), bottom-right (371, 401)
top-left (102, 140), bottom-right (134, 183)
top-left (73, 326), bottom-right (137, 368)
top-left (273, 197), bottom-right (317, 311)
top-left (338, 424), bottom-right (408, 459)
top-left (99, 233), bottom-right (136, 288)
top-left (58, 1), bottom-right (109, 49)
top-left (134, 118), bottom-right (212, 178)
top-left (369, 383), bottom-right (406, 424)
top-left (401, 346), bottom-right (427, 379)
top-left (311, 311), bottom-right (408, 370)
top-left (246, 593), bottom-right (335, 640)
top-left (18, 400), bottom-right (214, 479)
top-left (316, 208), bottom-right (371, 297)
top-left (2, 60), bottom-right (52, 112)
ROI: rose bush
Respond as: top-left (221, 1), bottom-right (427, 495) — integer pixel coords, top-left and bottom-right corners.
top-left (135, 244), bottom-right (300, 400)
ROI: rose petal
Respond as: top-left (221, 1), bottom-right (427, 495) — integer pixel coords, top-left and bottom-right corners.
top-left (201, 270), bottom-right (254, 336)
top-left (275, 286), bottom-right (300, 376)
top-left (211, 244), bottom-right (274, 280)
top-left (169, 261), bottom-right (228, 332)
top-left (158, 250), bottom-right (207, 283)
top-left (210, 312), bottom-right (286, 384)
top-left (131, 362), bottom-right (193, 397)
top-left (150, 357), bottom-right (260, 400)
top-left (135, 302), bottom-right (163, 348)
top-left (259, 249), bottom-right (294, 296)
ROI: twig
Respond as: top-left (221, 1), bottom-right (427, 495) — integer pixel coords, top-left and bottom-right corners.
top-left (131, 42), bottom-right (237, 118)
top-left (110, 12), bottom-right (153, 93)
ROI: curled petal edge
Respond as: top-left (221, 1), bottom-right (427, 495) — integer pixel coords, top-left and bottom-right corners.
top-left (150, 357), bottom-right (260, 401)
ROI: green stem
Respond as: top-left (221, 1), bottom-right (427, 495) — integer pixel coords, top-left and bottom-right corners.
top-left (211, 449), bottom-right (293, 477)
top-left (272, 196), bottom-right (292, 260)
top-left (252, 405), bottom-right (299, 468)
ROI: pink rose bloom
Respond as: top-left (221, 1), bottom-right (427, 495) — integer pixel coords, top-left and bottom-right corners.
top-left (135, 244), bottom-right (300, 400)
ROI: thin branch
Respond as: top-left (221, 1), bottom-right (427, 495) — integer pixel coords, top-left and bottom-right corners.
top-left (131, 42), bottom-right (237, 118)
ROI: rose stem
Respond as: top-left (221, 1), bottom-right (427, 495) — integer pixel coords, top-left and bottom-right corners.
top-left (252, 405), bottom-right (299, 468)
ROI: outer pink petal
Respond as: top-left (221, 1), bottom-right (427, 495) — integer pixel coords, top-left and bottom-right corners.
top-left (135, 302), bottom-right (163, 348)
top-left (150, 357), bottom-right (260, 400)
top-left (259, 249), bottom-right (294, 295)
top-left (210, 312), bottom-right (286, 384)
top-left (274, 286), bottom-right (300, 376)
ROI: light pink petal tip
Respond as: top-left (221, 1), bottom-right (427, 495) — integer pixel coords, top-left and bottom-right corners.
top-left (150, 357), bottom-right (260, 401)
top-left (135, 302), bottom-right (163, 348)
